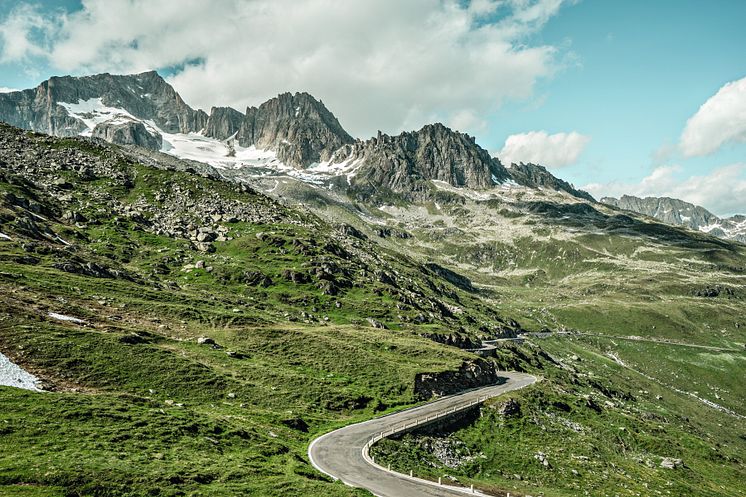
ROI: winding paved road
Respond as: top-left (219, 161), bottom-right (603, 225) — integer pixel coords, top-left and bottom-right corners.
top-left (309, 371), bottom-right (537, 497)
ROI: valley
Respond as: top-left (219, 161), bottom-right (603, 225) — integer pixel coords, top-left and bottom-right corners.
top-left (0, 71), bottom-right (744, 497)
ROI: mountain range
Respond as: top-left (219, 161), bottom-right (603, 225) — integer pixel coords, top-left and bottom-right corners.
top-left (0, 70), bottom-right (593, 200)
top-left (2, 70), bottom-right (740, 244)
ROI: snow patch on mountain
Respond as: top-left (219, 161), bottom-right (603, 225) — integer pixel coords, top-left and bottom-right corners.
top-left (59, 98), bottom-right (163, 140)
top-left (48, 312), bottom-right (86, 324)
top-left (58, 97), bottom-right (371, 185)
top-left (0, 352), bottom-right (42, 391)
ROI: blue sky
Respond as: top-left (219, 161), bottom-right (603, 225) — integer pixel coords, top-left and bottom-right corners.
top-left (487, 0), bottom-right (746, 209)
top-left (0, 0), bottom-right (745, 215)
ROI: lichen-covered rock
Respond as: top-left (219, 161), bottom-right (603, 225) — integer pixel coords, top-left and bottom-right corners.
top-left (492, 397), bottom-right (521, 417)
top-left (414, 359), bottom-right (500, 400)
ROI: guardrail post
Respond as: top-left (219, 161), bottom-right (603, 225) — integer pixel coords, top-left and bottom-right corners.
top-left (387, 464), bottom-right (391, 471)
top-left (409, 470), bottom-right (413, 477)
top-left (438, 476), bottom-right (441, 485)
top-left (470, 484), bottom-right (474, 492)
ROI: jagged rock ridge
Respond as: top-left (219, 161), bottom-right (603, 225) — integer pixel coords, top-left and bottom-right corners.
top-left (0, 71), bottom-right (206, 136)
top-left (601, 195), bottom-right (746, 243)
top-left (331, 123), bottom-right (510, 195)
top-left (508, 162), bottom-right (595, 202)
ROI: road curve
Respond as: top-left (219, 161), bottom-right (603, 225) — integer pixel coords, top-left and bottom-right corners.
top-left (308, 371), bottom-right (537, 497)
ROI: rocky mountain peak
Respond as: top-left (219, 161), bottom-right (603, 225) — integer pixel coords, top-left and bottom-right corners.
top-left (235, 91), bottom-right (354, 168)
top-left (0, 70), bottom-right (207, 136)
top-left (601, 195), bottom-right (718, 228)
top-left (339, 122), bottom-right (510, 196)
top-left (0, 70), bottom-right (610, 202)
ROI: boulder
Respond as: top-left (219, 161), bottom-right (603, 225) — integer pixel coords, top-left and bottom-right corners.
top-left (92, 118), bottom-right (162, 151)
top-left (660, 457), bottom-right (683, 469)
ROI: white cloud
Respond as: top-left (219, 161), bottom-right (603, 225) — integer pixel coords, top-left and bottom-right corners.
top-left (0, 87), bottom-right (18, 93)
top-left (0, 0), bottom-right (571, 138)
top-left (583, 164), bottom-right (746, 216)
top-left (497, 130), bottom-right (590, 167)
top-left (0, 4), bottom-right (55, 63)
top-left (680, 76), bottom-right (746, 157)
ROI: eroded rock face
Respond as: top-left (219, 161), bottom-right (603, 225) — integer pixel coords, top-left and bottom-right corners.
top-left (340, 123), bottom-right (509, 195)
top-left (236, 92), bottom-right (354, 168)
top-left (508, 162), bottom-right (595, 202)
top-left (203, 106), bottom-right (245, 140)
top-left (92, 119), bottom-right (162, 151)
top-left (414, 359), bottom-right (500, 400)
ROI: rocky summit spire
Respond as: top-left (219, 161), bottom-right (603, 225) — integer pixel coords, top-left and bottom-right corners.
top-left (334, 122), bottom-right (510, 196)
top-left (233, 92), bottom-right (354, 168)
top-left (203, 106), bottom-right (245, 140)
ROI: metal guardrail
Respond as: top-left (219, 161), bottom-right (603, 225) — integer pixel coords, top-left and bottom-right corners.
top-left (364, 394), bottom-right (489, 450)
top-left (360, 394), bottom-right (491, 495)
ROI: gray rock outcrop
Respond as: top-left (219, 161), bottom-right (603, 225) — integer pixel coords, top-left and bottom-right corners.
top-left (335, 123), bottom-right (509, 196)
top-left (92, 119), bottom-right (162, 151)
top-left (414, 359), bottom-right (500, 400)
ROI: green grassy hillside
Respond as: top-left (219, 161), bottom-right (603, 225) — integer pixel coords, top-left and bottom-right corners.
top-left (0, 125), bottom-right (494, 496)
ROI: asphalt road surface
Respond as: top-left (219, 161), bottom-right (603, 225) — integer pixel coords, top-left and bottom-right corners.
top-left (309, 371), bottom-right (537, 497)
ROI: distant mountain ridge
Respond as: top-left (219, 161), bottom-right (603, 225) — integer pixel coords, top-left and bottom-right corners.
top-left (601, 195), bottom-right (746, 243)
top-left (0, 71), bottom-right (206, 137)
top-left (0, 70), bottom-right (593, 202)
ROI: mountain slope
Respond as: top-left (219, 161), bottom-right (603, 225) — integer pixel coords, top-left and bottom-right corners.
top-left (508, 162), bottom-right (595, 202)
top-left (602, 194), bottom-right (746, 243)
top-left (0, 122), bottom-right (517, 495)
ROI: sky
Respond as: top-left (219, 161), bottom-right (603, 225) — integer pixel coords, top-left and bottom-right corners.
top-left (0, 0), bottom-right (744, 216)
